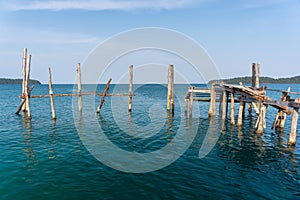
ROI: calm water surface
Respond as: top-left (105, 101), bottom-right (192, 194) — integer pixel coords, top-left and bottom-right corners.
top-left (0, 84), bottom-right (300, 199)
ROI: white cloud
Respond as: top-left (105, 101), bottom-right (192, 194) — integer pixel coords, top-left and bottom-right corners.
top-left (2, 0), bottom-right (203, 11)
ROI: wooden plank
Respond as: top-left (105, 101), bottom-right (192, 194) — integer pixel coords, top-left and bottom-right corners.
top-left (96, 78), bottom-right (112, 113)
top-left (48, 68), bottom-right (56, 119)
top-left (128, 65), bottom-right (133, 112)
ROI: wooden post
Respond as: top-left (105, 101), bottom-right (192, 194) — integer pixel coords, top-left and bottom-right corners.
top-left (237, 99), bottom-right (245, 126)
top-left (189, 86), bottom-right (194, 116)
top-left (25, 54), bottom-right (32, 119)
top-left (16, 85), bottom-right (34, 114)
top-left (167, 64), bottom-right (174, 111)
top-left (208, 84), bottom-right (216, 117)
top-left (171, 65), bottom-right (175, 113)
top-left (230, 91), bottom-right (235, 125)
top-left (256, 102), bottom-right (267, 134)
top-left (288, 98), bottom-right (300, 146)
top-left (184, 98), bottom-right (189, 115)
top-left (252, 63), bottom-right (256, 88)
top-left (77, 63), bottom-right (82, 112)
top-left (128, 65), bottom-right (133, 112)
top-left (21, 48), bottom-right (27, 112)
top-left (221, 91), bottom-right (227, 121)
top-left (272, 87), bottom-right (290, 129)
top-left (221, 90), bottom-right (227, 130)
top-left (97, 78), bottom-right (112, 113)
top-left (48, 68), bottom-right (56, 120)
top-left (256, 63), bottom-right (260, 89)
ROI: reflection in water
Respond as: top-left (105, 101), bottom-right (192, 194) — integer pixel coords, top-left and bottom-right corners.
top-left (48, 120), bottom-right (57, 160)
top-left (21, 114), bottom-right (38, 175)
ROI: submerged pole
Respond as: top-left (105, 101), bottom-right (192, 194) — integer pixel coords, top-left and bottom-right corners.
top-left (77, 63), bottom-right (82, 112)
top-left (208, 84), bottom-right (216, 117)
top-left (230, 91), bottom-right (235, 125)
top-left (97, 78), bottom-right (112, 113)
top-left (48, 68), bottom-right (56, 120)
top-left (237, 99), bottom-right (245, 126)
top-left (288, 98), bottom-right (300, 146)
top-left (128, 65), bottom-right (133, 112)
top-left (167, 64), bottom-right (174, 112)
top-left (25, 54), bottom-right (32, 119)
top-left (21, 48), bottom-right (27, 112)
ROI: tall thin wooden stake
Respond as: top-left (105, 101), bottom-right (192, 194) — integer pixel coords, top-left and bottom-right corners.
top-left (256, 102), bottom-right (267, 134)
top-left (189, 86), bottom-right (194, 116)
top-left (208, 84), bottom-right (216, 117)
top-left (77, 63), bottom-right (82, 112)
top-left (230, 91), bottom-right (235, 125)
top-left (288, 98), bottom-right (300, 146)
top-left (256, 63), bottom-right (260, 89)
top-left (25, 54), bottom-right (32, 119)
top-left (97, 78), bottom-right (112, 113)
top-left (237, 100), bottom-right (245, 126)
top-left (48, 68), bottom-right (56, 120)
top-left (167, 64), bottom-right (174, 111)
top-left (252, 63), bottom-right (256, 88)
top-left (22, 48), bottom-right (27, 112)
top-left (128, 65), bottom-right (133, 112)
top-left (171, 65), bottom-right (175, 113)
top-left (221, 91), bottom-right (227, 121)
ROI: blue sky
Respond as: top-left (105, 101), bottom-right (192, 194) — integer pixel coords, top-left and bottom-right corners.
top-left (0, 0), bottom-right (299, 83)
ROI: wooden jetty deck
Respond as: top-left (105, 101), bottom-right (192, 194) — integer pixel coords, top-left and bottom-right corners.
top-left (185, 63), bottom-right (300, 146)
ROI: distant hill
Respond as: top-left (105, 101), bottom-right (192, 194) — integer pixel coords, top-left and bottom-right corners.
top-left (0, 78), bottom-right (42, 85)
top-left (208, 75), bottom-right (300, 84)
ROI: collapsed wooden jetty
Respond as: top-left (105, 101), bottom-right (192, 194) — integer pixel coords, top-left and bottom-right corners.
top-left (16, 48), bottom-right (175, 120)
top-left (185, 63), bottom-right (300, 146)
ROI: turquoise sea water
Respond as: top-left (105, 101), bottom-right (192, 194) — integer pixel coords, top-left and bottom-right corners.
top-left (0, 84), bottom-right (300, 199)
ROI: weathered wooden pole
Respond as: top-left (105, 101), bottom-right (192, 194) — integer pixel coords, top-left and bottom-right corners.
top-left (237, 99), bottom-right (245, 126)
top-left (279, 88), bottom-right (290, 128)
top-left (48, 68), bottom-right (56, 120)
top-left (208, 84), bottom-right (216, 117)
top-left (25, 54), bottom-right (32, 119)
top-left (184, 98), bottom-right (189, 115)
top-left (256, 101), bottom-right (267, 134)
top-left (77, 63), bottom-right (82, 112)
top-left (252, 63), bottom-right (256, 88)
top-left (16, 85), bottom-right (34, 114)
top-left (230, 91), bottom-right (235, 125)
top-left (288, 98), bottom-right (300, 146)
top-left (97, 78), bottom-right (112, 113)
top-left (21, 48), bottom-right (27, 112)
top-left (128, 65), bottom-right (133, 112)
top-left (189, 86), bottom-right (194, 115)
top-left (221, 90), bottom-right (227, 130)
top-left (221, 90), bottom-right (227, 121)
top-left (171, 65), bottom-right (175, 113)
top-left (167, 64), bottom-right (174, 112)
top-left (256, 63), bottom-right (260, 89)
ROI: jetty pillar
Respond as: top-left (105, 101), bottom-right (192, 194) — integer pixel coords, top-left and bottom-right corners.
top-left (208, 84), bottom-right (216, 117)
top-left (189, 86), bottom-right (194, 116)
top-left (237, 99), bottom-right (245, 126)
top-left (128, 65), bottom-right (133, 112)
top-left (48, 68), bottom-right (56, 120)
top-left (230, 91), bottom-right (235, 125)
top-left (97, 78), bottom-right (112, 113)
top-left (256, 100), bottom-right (267, 134)
top-left (77, 63), bottom-right (82, 112)
top-left (21, 48), bottom-right (27, 112)
top-left (24, 54), bottom-right (32, 119)
top-left (167, 64), bottom-right (174, 112)
top-left (288, 98), bottom-right (300, 146)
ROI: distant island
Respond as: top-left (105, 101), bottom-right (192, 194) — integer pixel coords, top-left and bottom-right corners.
top-left (0, 78), bottom-right (41, 85)
top-left (209, 75), bottom-right (300, 84)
